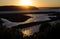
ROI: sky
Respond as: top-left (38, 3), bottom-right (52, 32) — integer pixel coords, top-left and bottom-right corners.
top-left (0, 0), bottom-right (60, 7)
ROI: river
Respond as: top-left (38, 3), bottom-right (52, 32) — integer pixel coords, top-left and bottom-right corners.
top-left (21, 14), bottom-right (51, 36)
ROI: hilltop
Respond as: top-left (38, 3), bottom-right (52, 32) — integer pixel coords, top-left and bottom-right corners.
top-left (0, 6), bottom-right (39, 11)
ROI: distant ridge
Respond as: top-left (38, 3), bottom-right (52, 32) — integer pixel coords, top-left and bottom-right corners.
top-left (0, 6), bottom-right (39, 11)
top-left (39, 7), bottom-right (60, 9)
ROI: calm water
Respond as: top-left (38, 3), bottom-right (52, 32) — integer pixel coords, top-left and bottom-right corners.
top-left (21, 14), bottom-right (51, 36)
top-left (0, 13), bottom-right (56, 36)
top-left (1, 13), bottom-right (56, 36)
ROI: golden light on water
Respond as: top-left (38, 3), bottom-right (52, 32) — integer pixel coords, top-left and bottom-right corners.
top-left (21, 14), bottom-right (33, 36)
top-left (22, 29), bottom-right (32, 36)
top-left (20, 0), bottom-right (33, 6)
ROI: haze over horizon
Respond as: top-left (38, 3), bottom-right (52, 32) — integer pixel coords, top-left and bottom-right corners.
top-left (0, 0), bottom-right (60, 7)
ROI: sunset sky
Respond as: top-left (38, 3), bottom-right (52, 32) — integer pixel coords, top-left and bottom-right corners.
top-left (0, 0), bottom-right (60, 7)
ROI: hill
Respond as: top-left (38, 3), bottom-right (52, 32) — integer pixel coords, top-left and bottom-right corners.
top-left (0, 6), bottom-right (39, 11)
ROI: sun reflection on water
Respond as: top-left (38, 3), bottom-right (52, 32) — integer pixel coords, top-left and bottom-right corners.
top-left (22, 29), bottom-right (32, 36)
top-left (21, 14), bottom-right (34, 37)
top-left (21, 14), bottom-right (50, 37)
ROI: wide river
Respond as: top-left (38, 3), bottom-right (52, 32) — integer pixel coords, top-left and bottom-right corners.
top-left (20, 14), bottom-right (52, 36)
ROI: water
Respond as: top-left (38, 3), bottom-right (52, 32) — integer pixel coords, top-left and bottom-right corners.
top-left (0, 13), bottom-right (56, 36)
top-left (21, 14), bottom-right (51, 23)
top-left (21, 14), bottom-right (51, 36)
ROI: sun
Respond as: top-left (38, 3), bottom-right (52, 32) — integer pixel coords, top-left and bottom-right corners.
top-left (20, 0), bottom-right (32, 6)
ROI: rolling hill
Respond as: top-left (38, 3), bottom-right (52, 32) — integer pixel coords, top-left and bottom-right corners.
top-left (0, 6), bottom-right (39, 11)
